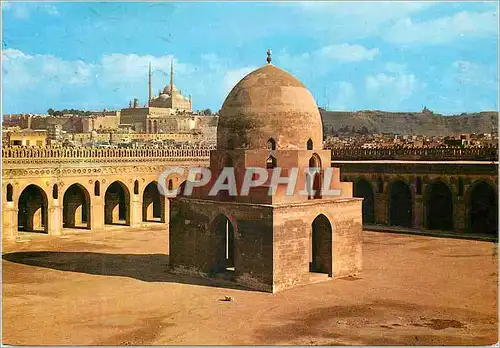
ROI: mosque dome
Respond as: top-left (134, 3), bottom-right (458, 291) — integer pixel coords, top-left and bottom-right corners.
top-left (217, 64), bottom-right (323, 150)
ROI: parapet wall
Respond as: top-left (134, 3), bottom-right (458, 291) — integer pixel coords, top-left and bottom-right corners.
top-left (329, 146), bottom-right (498, 161)
top-left (2, 146), bottom-right (213, 165)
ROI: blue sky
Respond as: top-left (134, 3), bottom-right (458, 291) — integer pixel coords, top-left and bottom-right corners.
top-left (2, 1), bottom-right (498, 115)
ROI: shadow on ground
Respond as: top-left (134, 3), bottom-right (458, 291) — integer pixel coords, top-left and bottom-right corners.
top-left (2, 251), bottom-right (252, 292)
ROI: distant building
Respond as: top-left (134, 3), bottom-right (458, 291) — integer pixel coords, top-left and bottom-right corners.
top-left (4, 129), bottom-right (48, 147)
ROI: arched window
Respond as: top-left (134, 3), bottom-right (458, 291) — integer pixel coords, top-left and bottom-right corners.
top-left (227, 139), bottom-right (234, 150)
top-left (168, 179), bottom-right (173, 191)
top-left (6, 184), bottom-right (13, 202)
top-left (266, 156), bottom-right (277, 169)
top-left (415, 177), bottom-right (422, 195)
top-left (307, 138), bottom-right (313, 150)
top-left (377, 176), bottom-right (384, 193)
top-left (94, 181), bottom-right (100, 196)
top-left (52, 184), bottom-right (58, 199)
top-left (458, 177), bottom-right (464, 196)
top-left (267, 138), bottom-right (276, 150)
top-left (134, 180), bottom-right (139, 195)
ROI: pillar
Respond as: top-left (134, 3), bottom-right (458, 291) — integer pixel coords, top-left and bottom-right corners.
top-left (130, 194), bottom-right (142, 227)
top-left (91, 196), bottom-right (105, 231)
top-left (2, 201), bottom-right (18, 241)
top-left (49, 200), bottom-right (62, 235)
top-left (374, 193), bottom-right (388, 225)
top-left (413, 196), bottom-right (424, 230)
top-left (456, 196), bottom-right (466, 232)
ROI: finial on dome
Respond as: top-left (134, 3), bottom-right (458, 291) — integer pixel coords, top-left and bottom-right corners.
top-left (266, 49), bottom-right (272, 64)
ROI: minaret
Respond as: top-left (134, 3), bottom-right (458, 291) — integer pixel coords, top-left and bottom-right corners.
top-left (170, 59), bottom-right (174, 94)
top-left (148, 62), bottom-right (152, 106)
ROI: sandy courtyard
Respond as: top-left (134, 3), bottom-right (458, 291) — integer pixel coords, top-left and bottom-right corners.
top-left (2, 227), bottom-right (498, 345)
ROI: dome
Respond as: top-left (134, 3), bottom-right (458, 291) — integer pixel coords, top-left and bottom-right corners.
top-left (217, 64), bottom-right (323, 150)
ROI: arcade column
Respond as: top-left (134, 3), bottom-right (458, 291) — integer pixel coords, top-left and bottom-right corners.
top-left (91, 195), bottom-right (105, 231)
top-left (2, 201), bottom-right (18, 241)
top-left (130, 194), bottom-right (142, 227)
top-left (48, 199), bottom-right (62, 235)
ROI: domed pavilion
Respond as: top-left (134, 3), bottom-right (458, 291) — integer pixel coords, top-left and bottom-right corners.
top-left (169, 51), bottom-right (362, 293)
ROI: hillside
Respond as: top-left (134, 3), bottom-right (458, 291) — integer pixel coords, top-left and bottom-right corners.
top-left (320, 110), bottom-right (498, 136)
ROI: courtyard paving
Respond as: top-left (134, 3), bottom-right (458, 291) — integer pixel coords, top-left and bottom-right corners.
top-left (2, 227), bottom-right (498, 345)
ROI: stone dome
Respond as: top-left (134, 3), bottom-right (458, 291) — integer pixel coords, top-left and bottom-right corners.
top-left (217, 64), bottom-right (323, 150)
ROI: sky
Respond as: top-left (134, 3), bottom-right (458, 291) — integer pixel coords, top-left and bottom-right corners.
top-left (1, 1), bottom-right (498, 115)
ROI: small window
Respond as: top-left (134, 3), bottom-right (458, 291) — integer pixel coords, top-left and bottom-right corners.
top-left (52, 184), bottom-right (58, 199)
top-left (134, 180), bottom-right (139, 195)
top-left (94, 181), bottom-right (100, 196)
top-left (377, 177), bottom-right (384, 193)
top-left (267, 138), bottom-right (276, 150)
top-left (168, 179), bottom-right (173, 191)
top-left (458, 177), bottom-right (464, 196)
top-left (307, 138), bottom-right (313, 150)
top-left (6, 184), bottom-right (13, 202)
top-left (415, 177), bottom-right (422, 195)
top-left (266, 156), bottom-right (277, 169)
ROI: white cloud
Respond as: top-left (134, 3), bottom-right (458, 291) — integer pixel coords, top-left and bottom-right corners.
top-left (385, 11), bottom-right (498, 44)
top-left (297, 2), bottom-right (433, 39)
top-left (280, 43), bottom-right (379, 77)
top-left (2, 49), bottom-right (94, 90)
top-left (365, 64), bottom-right (422, 107)
top-left (2, 2), bottom-right (59, 19)
top-left (329, 81), bottom-right (356, 111)
top-left (315, 44), bottom-right (379, 62)
top-left (2, 48), bottom-right (262, 112)
top-left (451, 60), bottom-right (497, 88)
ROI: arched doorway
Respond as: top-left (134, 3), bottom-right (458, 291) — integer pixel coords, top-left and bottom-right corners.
top-left (63, 184), bottom-right (91, 229)
top-left (389, 180), bottom-right (412, 228)
top-left (468, 181), bottom-right (498, 236)
top-left (18, 184), bottom-right (48, 233)
top-left (212, 214), bottom-right (236, 273)
top-left (308, 154), bottom-right (322, 199)
top-left (426, 181), bottom-right (454, 231)
top-left (143, 181), bottom-right (164, 222)
top-left (104, 181), bottom-right (130, 225)
top-left (353, 179), bottom-right (375, 224)
top-left (310, 214), bottom-right (332, 276)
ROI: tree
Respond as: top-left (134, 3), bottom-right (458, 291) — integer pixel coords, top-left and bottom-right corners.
top-left (203, 108), bottom-right (212, 116)
top-left (47, 108), bottom-right (55, 116)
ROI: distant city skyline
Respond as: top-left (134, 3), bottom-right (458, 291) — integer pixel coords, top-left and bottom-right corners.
top-left (2, 1), bottom-right (498, 115)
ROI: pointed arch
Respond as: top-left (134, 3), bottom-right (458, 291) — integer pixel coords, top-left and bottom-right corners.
top-left (307, 138), bottom-right (313, 150)
top-left (6, 183), bottom-right (13, 202)
top-left (63, 183), bottom-right (91, 229)
top-left (466, 180), bottom-right (498, 236)
top-left (388, 180), bottom-right (412, 228)
top-left (104, 181), bottom-right (130, 225)
top-left (18, 184), bottom-right (48, 233)
top-left (134, 180), bottom-right (139, 195)
top-left (353, 178), bottom-right (375, 224)
top-left (142, 181), bottom-right (165, 223)
top-left (267, 138), bottom-right (276, 150)
top-left (425, 181), bottom-right (453, 231)
top-left (94, 181), bottom-right (100, 196)
top-left (310, 214), bottom-right (332, 276)
top-left (212, 214), bottom-right (237, 274)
